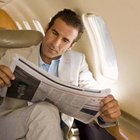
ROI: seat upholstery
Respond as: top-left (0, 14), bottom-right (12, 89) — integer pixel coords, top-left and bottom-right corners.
top-left (0, 29), bottom-right (129, 140)
top-left (0, 29), bottom-right (43, 58)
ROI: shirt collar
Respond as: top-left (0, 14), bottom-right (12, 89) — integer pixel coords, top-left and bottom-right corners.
top-left (39, 43), bottom-right (61, 66)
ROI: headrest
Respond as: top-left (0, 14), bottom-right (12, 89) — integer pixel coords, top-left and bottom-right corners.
top-left (0, 30), bottom-right (43, 48)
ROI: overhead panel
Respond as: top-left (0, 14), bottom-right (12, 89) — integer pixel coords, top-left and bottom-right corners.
top-left (0, 0), bottom-right (13, 7)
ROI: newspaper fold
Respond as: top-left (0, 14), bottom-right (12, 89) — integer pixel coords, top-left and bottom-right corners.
top-left (1, 55), bottom-right (111, 123)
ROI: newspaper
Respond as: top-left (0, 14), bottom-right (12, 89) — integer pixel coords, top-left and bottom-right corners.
top-left (1, 55), bottom-right (111, 123)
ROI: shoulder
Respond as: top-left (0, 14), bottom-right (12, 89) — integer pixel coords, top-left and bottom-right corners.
top-left (0, 44), bottom-right (40, 66)
top-left (62, 50), bottom-right (86, 65)
top-left (8, 44), bottom-right (38, 55)
top-left (5, 44), bottom-right (40, 59)
top-left (65, 50), bottom-right (85, 58)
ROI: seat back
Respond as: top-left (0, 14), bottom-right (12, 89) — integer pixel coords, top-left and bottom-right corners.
top-left (0, 29), bottom-right (43, 58)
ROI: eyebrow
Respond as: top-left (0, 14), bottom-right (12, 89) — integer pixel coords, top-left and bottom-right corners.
top-left (51, 28), bottom-right (70, 43)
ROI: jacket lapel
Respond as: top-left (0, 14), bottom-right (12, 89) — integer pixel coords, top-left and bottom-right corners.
top-left (58, 51), bottom-right (72, 83)
top-left (27, 46), bottom-right (73, 84)
top-left (27, 43), bottom-right (41, 66)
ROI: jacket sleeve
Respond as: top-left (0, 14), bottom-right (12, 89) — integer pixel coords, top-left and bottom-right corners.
top-left (0, 49), bottom-right (29, 111)
top-left (78, 53), bottom-right (117, 128)
top-left (78, 53), bottom-right (101, 89)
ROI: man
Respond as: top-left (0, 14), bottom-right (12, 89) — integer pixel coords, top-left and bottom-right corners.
top-left (0, 9), bottom-right (121, 140)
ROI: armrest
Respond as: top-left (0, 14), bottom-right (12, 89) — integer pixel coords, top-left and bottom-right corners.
top-left (105, 124), bottom-right (128, 140)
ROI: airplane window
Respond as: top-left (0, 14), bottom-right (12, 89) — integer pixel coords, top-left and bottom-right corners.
top-left (82, 13), bottom-right (118, 80)
top-left (23, 20), bottom-right (32, 30)
top-left (15, 21), bottom-right (23, 30)
top-left (32, 20), bottom-right (45, 36)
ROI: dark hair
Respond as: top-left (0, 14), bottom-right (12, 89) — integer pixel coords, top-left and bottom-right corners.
top-left (47, 9), bottom-right (84, 43)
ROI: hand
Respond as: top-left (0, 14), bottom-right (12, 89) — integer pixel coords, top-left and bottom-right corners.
top-left (100, 95), bottom-right (121, 123)
top-left (0, 65), bottom-right (15, 88)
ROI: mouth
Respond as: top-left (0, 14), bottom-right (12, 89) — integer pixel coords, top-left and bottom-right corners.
top-left (48, 47), bottom-right (57, 54)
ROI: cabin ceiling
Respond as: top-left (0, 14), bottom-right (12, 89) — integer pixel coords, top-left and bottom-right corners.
top-left (0, 0), bottom-right (13, 7)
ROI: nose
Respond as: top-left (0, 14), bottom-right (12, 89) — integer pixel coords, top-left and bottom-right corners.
top-left (52, 37), bottom-right (61, 48)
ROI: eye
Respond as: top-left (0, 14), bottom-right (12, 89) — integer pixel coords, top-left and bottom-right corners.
top-left (63, 38), bottom-right (69, 43)
top-left (52, 30), bottom-right (58, 36)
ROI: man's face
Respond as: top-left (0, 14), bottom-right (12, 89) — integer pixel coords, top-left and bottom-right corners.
top-left (41, 18), bottom-right (79, 64)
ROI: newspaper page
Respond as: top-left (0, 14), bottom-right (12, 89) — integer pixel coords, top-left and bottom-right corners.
top-left (1, 55), bottom-right (111, 123)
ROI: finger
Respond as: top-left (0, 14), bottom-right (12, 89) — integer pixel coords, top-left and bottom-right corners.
top-left (0, 71), bottom-right (12, 87)
top-left (101, 105), bottom-right (120, 117)
top-left (101, 94), bottom-right (114, 105)
top-left (0, 65), bottom-right (15, 80)
top-left (100, 97), bottom-right (121, 122)
top-left (101, 99), bottom-right (119, 113)
top-left (0, 65), bottom-right (15, 87)
top-left (100, 110), bottom-right (121, 122)
top-left (0, 78), bottom-right (5, 88)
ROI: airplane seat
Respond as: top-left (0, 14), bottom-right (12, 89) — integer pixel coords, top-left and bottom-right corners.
top-left (0, 29), bottom-right (43, 104)
top-left (0, 29), bottom-right (43, 58)
top-left (0, 29), bottom-right (129, 140)
top-left (70, 120), bottom-right (128, 140)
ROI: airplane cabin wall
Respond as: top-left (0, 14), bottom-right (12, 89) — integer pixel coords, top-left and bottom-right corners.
top-left (0, 9), bottom-right (17, 29)
top-left (1, 0), bottom-right (140, 120)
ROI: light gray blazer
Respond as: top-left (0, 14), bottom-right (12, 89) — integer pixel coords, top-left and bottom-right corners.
top-left (0, 43), bottom-right (99, 129)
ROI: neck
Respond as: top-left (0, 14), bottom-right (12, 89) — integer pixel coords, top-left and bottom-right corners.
top-left (41, 54), bottom-right (52, 64)
top-left (40, 43), bottom-right (52, 64)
